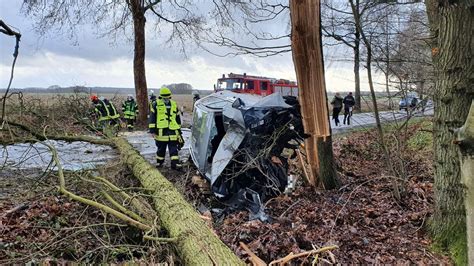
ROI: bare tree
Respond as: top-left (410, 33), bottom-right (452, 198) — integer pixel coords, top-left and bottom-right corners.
top-left (198, 1), bottom-right (292, 57)
top-left (21, 0), bottom-right (218, 125)
top-left (372, 6), bottom-right (433, 111)
top-left (321, 0), bottom-right (377, 112)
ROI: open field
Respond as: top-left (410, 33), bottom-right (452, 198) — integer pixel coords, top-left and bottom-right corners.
top-left (6, 93), bottom-right (196, 113)
top-left (11, 92), bottom-right (398, 115)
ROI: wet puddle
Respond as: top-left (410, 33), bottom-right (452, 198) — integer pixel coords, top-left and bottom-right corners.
top-left (122, 128), bottom-right (191, 165)
top-left (1, 140), bottom-right (116, 171)
top-left (1, 129), bottom-right (191, 171)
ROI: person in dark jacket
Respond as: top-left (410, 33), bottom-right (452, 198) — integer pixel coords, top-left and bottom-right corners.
top-left (90, 95), bottom-right (120, 133)
top-left (122, 94), bottom-right (138, 131)
top-left (330, 92), bottom-right (343, 126)
top-left (343, 92), bottom-right (356, 125)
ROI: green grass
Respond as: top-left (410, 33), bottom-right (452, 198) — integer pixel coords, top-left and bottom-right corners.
top-left (408, 128), bottom-right (433, 150)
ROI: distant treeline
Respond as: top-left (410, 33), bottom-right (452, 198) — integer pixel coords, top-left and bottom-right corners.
top-left (1, 83), bottom-right (212, 95)
top-left (327, 91), bottom-right (404, 98)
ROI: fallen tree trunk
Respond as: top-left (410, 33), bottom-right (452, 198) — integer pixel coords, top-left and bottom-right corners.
top-left (5, 121), bottom-right (242, 263)
top-left (114, 138), bottom-right (243, 265)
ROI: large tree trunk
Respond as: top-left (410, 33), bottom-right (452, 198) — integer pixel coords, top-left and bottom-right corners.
top-left (455, 100), bottom-right (474, 265)
top-left (426, 1), bottom-right (473, 264)
top-left (130, 0), bottom-right (148, 126)
top-left (290, 0), bottom-right (340, 189)
top-left (114, 138), bottom-right (243, 265)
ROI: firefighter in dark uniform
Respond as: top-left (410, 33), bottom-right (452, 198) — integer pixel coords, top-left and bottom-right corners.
top-left (148, 87), bottom-right (183, 169)
top-left (90, 95), bottom-right (120, 133)
top-left (122, 94), bottom-right (138, 131)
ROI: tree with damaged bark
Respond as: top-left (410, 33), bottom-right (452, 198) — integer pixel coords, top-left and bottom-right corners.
top-left (290, 0), bottom-right (340, 189)
top-left (425, 0), bottom-right (473, 264)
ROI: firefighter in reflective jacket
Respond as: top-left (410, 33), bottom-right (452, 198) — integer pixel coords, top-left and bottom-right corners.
top-left (90, 95), bottom-right (120, 131)
top-left (148, 87), bottom-right (183, 169)
top-left (148, 90), bottom-right (157, 114)
top-left (122, 94), bottom-right (138, 131)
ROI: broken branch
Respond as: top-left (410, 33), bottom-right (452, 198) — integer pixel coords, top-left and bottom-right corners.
top-left (269, 245), bottom-right (338, 265)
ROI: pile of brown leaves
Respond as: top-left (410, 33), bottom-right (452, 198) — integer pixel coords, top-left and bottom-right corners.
top-left (215, 127), bottom-right (451, 264)
top-left (0, 169), bottom-right (173, 264)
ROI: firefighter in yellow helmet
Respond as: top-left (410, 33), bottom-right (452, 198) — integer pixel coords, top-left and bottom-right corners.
top-left (148, 87), bottom-right (183, 169)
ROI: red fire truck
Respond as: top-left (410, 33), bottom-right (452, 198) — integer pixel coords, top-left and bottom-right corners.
top-left (215, 73), bottom-right (299, 97)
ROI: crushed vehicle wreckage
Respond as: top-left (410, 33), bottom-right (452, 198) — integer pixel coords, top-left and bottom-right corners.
top-left (190, 91), bottom-right (306, 220)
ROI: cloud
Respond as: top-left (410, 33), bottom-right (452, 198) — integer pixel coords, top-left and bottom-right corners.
top-left (0, 0), bottom-right (387, 92)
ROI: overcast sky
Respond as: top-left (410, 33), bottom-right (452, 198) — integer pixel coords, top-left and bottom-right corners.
top-left (0, 0), bottom-right (379, 92)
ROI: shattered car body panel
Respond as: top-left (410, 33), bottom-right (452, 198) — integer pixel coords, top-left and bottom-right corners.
top-left (190, 91), bottom-right (305, 220)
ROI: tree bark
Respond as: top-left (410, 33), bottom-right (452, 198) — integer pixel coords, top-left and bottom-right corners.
top-left (290, 0), bottom-right (340, 189)
top-left (114, 138), bottom-right (243, 265)
top-left (455, 100), bottom-right (474, 266)
top-left (130, 0), bottom-right (148, 126)
top-left (354, 41), bottom-right (361, 112)
top-left (317, 136), bottom-right (339, 189)
top-left (426, 1), bottom-right (473, 264)
top-left (353, 0), bottom-right (361, 112)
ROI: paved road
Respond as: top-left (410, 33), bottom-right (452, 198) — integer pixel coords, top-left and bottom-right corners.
top-left (330, 107), bottom-right (434, 134)
top-left (3, 108), bottom-right (433, 171)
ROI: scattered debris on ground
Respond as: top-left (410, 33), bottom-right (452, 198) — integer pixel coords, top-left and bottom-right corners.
top-left (174, 122), bottom-right (450, 264)
top-left (1, 93), bottom-right (451, 264)
top-left (0, 164), bottom-right (177, 264)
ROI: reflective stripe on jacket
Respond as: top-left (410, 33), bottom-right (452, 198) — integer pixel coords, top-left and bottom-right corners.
top-left (155, 128), bottom-right (180, 142)
top-left (148, 99), bottom-right (181, 141)
top-left (122, 100), bottom-right (138, 118)
top-left (95, 100), bottom-right (120, 121)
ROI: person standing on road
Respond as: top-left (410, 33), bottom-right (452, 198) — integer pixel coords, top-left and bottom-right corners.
top-left (122, 94), bottom-right (138, 131)
top-left (343, 92), bottom-right (356, 125)
top-left (330, 92), bottom-right (343, 126)
top-left (148, 87), bottom-right (183, 170)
